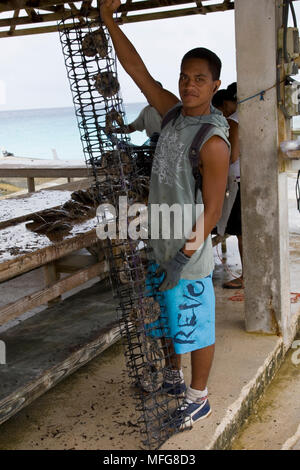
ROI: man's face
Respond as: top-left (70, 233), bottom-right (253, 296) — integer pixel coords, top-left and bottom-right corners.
top-left (179, 58), bottom-right (220, 115)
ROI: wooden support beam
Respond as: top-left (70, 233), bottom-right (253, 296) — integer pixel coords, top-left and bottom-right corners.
top-left (26, 176), bottom-right (35, 193)
top-left (195, 0), bottom-right (205, 13)
top-left (0, 0), bottom-right (78, 13)
top-left (0, 8), bottom-right (69, 28)
top-left (121, 0), bottom-right (132, 19)
top-left (68, 1), bottom-right (79, 15)
top-left (38, 5), bottom-right (65, 12)
top-left (117, 6), bottom-right (227, 24)
top-left (0, 260), bottom-right (108, 326)
top-left (43, 261), bottom-right (61, 305)
top-left (0, 0), bottom-right (232, 28)
top-left (9, 8), bottom-right (20, 35)
top-left (25, 7), bottom-right (42, 21)
top-left (80, 0), bottom-right (93, 16)
top-left (0, 0), bottom-right (235, 37)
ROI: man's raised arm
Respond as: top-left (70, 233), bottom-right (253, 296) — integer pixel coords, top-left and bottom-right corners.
top-left (100, 0), bottom-right (179, 117)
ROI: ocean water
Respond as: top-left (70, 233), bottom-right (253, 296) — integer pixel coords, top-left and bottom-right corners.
top-left (0, 103), bottom-right (147, 161)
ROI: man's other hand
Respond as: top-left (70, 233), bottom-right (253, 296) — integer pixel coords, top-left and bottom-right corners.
top-left (155, 251), bottom-right (190, 292)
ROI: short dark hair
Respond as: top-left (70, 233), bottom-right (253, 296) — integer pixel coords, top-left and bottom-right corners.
top-left (226, 82), bottom-right (237, 102)
top-left (212, 89), bottom-right (229, 108)
top-left (181, 47), bottom-right (222, 81)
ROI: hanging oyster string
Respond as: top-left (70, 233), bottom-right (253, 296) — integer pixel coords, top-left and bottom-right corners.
top-left (57, 14), bottom-right (182, 450)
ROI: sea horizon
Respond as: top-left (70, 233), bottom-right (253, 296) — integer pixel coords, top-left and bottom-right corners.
top-left (0, 102), bottom-right (147, 114)
top-left (1, 103), bottom-right (300, 163)
top-left (0, 102), bottom-right (148, 161)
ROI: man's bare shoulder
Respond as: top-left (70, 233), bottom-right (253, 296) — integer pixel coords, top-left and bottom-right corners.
top-left (201, 135), bottom-right (230, 162)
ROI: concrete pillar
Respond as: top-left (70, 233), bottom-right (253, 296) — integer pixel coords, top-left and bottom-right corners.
top-left (234, 0), bottom-right (292, 342)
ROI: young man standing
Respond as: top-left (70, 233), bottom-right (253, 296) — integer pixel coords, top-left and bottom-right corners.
top-left (100, 0), bottom-right (230, 429)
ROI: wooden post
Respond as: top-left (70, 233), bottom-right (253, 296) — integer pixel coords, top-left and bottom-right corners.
top-left (235, 0), bottom-right (292, 343)
top-left (43, 262), bottom-right (61, 305)
top-left (27, 177), bottom-right (35, 193)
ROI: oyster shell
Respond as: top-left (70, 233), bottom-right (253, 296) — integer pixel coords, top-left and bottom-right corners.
top-left (82, 28), bottom-right (108, 58)
top-left (94, 71), bottom-right (119, 98)
top-left (105, 107), bottom-right (124, 134)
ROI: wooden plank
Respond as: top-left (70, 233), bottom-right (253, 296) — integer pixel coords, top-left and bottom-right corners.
top-left (0, 260), bottom-right (109, 326)
top-left (0, 228), bottom-right (99, 283)
top-left (0, 281), bottom-right (120, 425)
top-left (118, 5), bottom-right (234, 24)
top-left (0, 167), bottom-right (91, 178)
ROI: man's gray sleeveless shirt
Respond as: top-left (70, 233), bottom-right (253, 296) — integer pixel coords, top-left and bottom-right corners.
top-left (148, 104), bottom-right (230, 280)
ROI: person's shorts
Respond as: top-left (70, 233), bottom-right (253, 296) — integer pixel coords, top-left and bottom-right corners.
top-left (225, 183), bottom-right (242, 236)
top-left (145, 263), bottom-right (215, 355)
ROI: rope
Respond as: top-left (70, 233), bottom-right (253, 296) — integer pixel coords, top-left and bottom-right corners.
top-left (238, 90), bottom-right (266, 105)
top-left (237, 79), bottom-right (286, 106)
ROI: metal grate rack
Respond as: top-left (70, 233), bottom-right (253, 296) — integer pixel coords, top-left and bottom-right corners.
top-left (58, 14), bottom-right (184, 449)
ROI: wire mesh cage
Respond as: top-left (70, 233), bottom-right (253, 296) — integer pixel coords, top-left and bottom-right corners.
top-left (58, 13), bottom-right (186, 449)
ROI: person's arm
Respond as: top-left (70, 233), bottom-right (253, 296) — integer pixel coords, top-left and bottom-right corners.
top-left (182, 136), bottom-right (230, 257)
top-left (100, 0), bottom-right (179, 117)
top-left (228, 119), bottom-right (239, 164)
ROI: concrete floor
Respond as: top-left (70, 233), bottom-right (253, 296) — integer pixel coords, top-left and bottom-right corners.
top-left (0, 178), bottom-right (299, 450)
top-left (0, 233), bottom-right (299, 450)
top-left (231, 335), bottom-right (300, 450)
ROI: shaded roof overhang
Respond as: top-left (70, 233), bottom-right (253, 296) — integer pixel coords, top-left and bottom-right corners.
top-left (0, 0), bottom-right (234, 37)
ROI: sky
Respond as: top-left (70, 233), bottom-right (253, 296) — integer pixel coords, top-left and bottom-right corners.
top-left (0, 6), bottom-right (236, 111)
top-left (0, 1), bottom-right (300, 111)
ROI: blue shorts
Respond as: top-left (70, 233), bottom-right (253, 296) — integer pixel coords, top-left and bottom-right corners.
top-left (145, 263), bottom-right (215, 355)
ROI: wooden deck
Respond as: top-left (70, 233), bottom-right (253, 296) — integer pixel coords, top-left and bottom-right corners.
top-left (0, 280), bottom-right (120, 426)
top-left (0, 182), bottom-right (120, 426)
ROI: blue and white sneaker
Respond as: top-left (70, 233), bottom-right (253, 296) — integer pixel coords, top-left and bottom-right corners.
top-left (171, 397), bottom-right (212, 430)
top-left (161, 368), bottom-right (186, 397)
